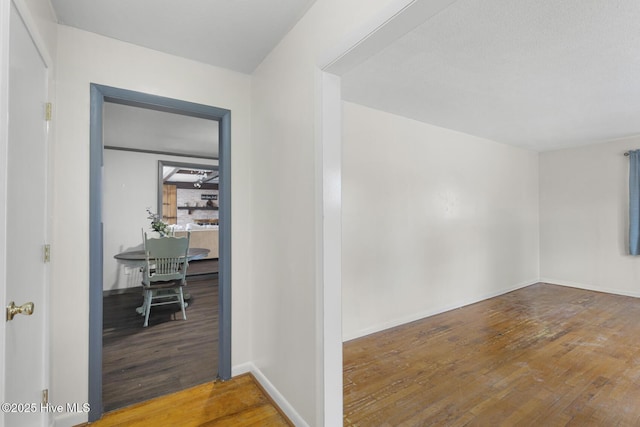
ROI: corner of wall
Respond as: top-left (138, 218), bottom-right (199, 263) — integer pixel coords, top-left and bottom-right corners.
top-left (232, 363), bottom-right (310, 427)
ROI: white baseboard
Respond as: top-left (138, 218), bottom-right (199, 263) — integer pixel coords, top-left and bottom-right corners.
top-left (540, 278), bottom-right (640, 299)
top-left (232, 362), bottom-right (309, 427)
top-left (52, 364), bottom-right (304, 426)
top-left (342, 279), bottom-right (538, 342)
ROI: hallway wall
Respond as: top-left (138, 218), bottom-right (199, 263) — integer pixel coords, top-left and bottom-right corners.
top-left (51, 25), bottom-right (252, 425)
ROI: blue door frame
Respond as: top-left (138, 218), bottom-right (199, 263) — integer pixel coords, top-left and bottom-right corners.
top-left (88, 83), bottom-right (232, 421)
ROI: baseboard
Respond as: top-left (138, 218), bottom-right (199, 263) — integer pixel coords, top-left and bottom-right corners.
top-left (342, 279), bottom-right (538, 342)
top-left (540, 278), bottom-right (640, 299)
top-left (232, 362), bottom-right (309, 427)
top-left (58, 365), bottom-right (303, 427)
top-left (103, 287), bottom-right (141, 296)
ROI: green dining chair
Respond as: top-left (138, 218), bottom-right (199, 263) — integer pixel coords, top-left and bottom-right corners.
top-left (141, 232), bottom-right (191, 327)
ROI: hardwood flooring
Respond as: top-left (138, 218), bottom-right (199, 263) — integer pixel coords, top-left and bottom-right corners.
top-left (102, 271), bottom-right (218, 412)
top-left (186, 258), bottom-right (219, 277)
top-left (343, 283), bottom-right (640, 426)
top-left (87, 373), bottom-right (292, 426)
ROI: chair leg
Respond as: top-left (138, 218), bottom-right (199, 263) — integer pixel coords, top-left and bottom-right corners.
top-left (139, 288), bottom-right (148, 316)
top-left (143, 289), bottom-right (152, 327)
top-left (178, 287), bottom-right (187, 321)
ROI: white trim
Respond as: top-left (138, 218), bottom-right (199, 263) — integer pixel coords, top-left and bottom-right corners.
top-left (319, 0), bottom-right (458, 75)
top-left (318, 0), bottom-right (414, 71)
top-left (342, 280), bottom-right (539, 342)
top-left (315, 1), bottom-right (465, 424)
top-left (232, 363), bottom-right (309, 427)
top-left (540, 278), bottom-right (640, 299)
top-left (314, 69), bottom-right (324, 427)
top-left (230, 362), bottom-right (253, 377)
top-left (0, 0), bottom-right (11, 424)
top-left (317, 71), bottom-right (343, 427)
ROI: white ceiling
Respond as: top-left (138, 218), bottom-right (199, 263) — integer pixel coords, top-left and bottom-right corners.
top-left (103, 102), bottom-right (219, 158)
top-left (341, 0), bottom-right (640, 151)
top-left (53, 1), bottom-right (315, 158)
top-left (51, 0), bottom-right (640, 152)
top-left (50, 0), bottom-right (317, 74)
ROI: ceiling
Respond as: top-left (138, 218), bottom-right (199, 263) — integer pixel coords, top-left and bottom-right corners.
top-left (49, 0), bottom-right (318, 74)
top-left (163, 165), bottom-right (218, 185)
top-left (52, 0), bottom-right (640, 152)
top-left (103, 102), bottom-right (219, 158)
top-left (341, 0), bottom-right (640, 151)
top-left (53, 0), bottom-right (315, 158)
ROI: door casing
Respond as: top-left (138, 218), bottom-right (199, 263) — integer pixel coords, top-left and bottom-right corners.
top-left (88, 84), bottom-right (232, 422)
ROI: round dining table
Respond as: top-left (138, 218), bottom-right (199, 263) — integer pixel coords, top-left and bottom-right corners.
top-left (113, 247), bottom-right (209, 262)
top-left (113, 247), bottom-right (210, 315)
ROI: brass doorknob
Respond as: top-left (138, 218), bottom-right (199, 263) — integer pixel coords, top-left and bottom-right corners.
top-left (6, 301), bottom-right (34, 321)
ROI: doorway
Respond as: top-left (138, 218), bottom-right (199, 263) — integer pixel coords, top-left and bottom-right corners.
top-left (88, 84), bottom-right (231, 421)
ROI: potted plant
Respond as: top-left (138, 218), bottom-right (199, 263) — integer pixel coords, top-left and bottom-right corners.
top-left (146, 208), bottom-right (170, 237)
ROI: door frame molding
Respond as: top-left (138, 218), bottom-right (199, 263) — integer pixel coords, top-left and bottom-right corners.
top-left (88, 84), bottom-right (232, 421)
top-left (0, 0), bottom-right (12, 412)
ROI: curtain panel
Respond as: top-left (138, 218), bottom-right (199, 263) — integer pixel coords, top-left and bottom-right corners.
top-left (629, 150), bottom-right (640, 255)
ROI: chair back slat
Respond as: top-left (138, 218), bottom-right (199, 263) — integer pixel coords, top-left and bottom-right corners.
top-left (142, 233), bottom-right (191, 286)
top-left (140, 231), bottom-right (191, 327)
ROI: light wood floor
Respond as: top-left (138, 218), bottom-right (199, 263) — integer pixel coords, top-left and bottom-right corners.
top-left (86, 373), bottom-right (292, 426)
top-left (344, 283), bottom-right (640, 426)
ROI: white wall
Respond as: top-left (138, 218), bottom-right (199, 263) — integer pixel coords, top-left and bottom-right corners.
top-left (250, 1), bottom-right (401, 424)
top-left (102, 149), bottom-right (217, 291)
top-left (540, 136), bottom-right (640, 296)
top-left (21, 0), bottom-right (57, 68)
top-left (52, 25), bottom-right (252, 425)
top-left (342, 102), bottom-right (541, 340)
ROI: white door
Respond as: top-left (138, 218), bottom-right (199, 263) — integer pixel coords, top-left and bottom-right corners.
top-left (4, 3), bottom-right (49, 426)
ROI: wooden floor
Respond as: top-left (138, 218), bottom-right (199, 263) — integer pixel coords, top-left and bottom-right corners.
top-left (102, 263), bottom-right (219, 412)
top-left (344, 283), bottom-right (640, 426)
top-left (87, 373), bottom-right (293, 426)
top-left (186, 258), bottom-right (219, 276)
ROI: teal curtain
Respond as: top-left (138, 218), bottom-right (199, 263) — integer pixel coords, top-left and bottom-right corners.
top-left (630, 150), bottom-right (640, 255)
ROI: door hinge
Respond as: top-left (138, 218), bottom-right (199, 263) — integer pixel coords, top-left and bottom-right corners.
top-left (42, 389), bottom-right (48, 405)
top-left (44, 244), bottom-right (51, 263)
top-left (45, 102), bottom-right (52, 121)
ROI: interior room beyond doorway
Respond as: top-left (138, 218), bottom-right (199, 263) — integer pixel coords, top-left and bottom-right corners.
top-left (101, 100), bottom-right (220, 411)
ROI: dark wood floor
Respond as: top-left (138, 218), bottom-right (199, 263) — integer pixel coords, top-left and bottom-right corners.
top-left (344, 283), bottom-right (640, 426)
top-left (186, 258), bottom-right (218, 276)
top-left (102, 261), bottom-right (219, 412)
